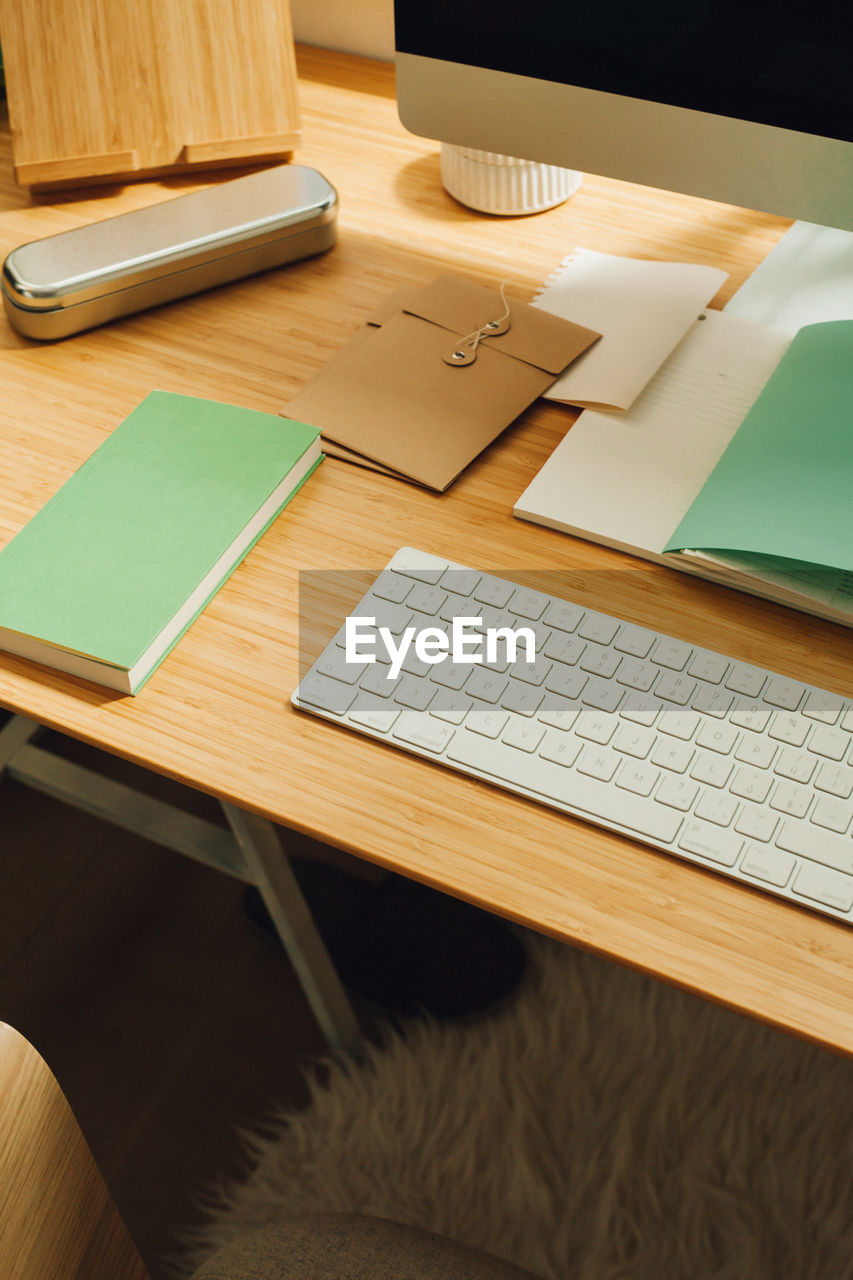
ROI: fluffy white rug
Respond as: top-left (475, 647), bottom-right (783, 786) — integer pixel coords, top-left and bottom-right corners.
top-left (193, 933), bottom-right (853, 1280)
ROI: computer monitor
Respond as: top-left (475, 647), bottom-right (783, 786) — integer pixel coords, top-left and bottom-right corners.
top-left (394, 1), bottom-right (853, 230)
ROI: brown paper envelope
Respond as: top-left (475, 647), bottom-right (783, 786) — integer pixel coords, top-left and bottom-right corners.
top-left (285, 276), bottom-right (599, 491)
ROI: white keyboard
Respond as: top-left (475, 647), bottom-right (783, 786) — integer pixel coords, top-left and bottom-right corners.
top-left (293, 548), bottom-right (853, 925)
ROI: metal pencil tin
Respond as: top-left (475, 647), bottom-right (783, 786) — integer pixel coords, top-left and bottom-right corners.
top-left (1, 166), bottom-right (337, 340)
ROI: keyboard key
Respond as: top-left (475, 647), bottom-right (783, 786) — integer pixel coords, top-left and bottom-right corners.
top-left (578, 613), bottom-right (620, 645)
top-left (513, 656), bottom-right (553, 687)
top-left (431, 692), bottom-right (473, 725)
top-left (725, 663), bottom-right (767, 698)
top-left (776, 821), bottom-right (853, 875)
top-left (616, 659), bottom-right (657, 691)
top-left (691, 752), bottom-right (734, 789)
top-left (651, 738), bottom-right (693, 774)
top-left (768, 713), bottom-right (810, 747)
top-left (546, 666), bottom-right (589, 701)
top-left (615, 625), bottom-right (656, 657)
top-left (431, 661), bottom-right (471, 691)
top-left (764, 677), bottom-right (806, 711)
top-left (466, 708), bottom-right (508, 738)
top-left (730, 767), bottom-right (773, 804)
top-left (314, 646), bottom-right (368, 685)
top-left (392, 712), bottom-right (454, 753)
top-left (502, 682), bottom-right (545, 717)
top-left (543, 601), bottom-right (584, 632)
top-left (656, 775), bottom-right (698, 811)
top-left (581, 677), bottom-right (623, 713)
top-left (539, 732), bottom-right (582, 768)
top-left (297, 674), bottom-right (357, 717)
top-left (807, 726), bottom-right (850, 761)
top-left (576, 746), bottom-right (621, 782)
top-left (740, 845), bottom-right (795, 887)
top-left (576, 710), bottom-right (618, 745)
top-left (811, 797), bottom-right (853, 835)
top-left (474, 575), bottom-right (514, 609)
top-left (349, 703), bottom-right (401, 734)
top-left (509, 587), bottom-right (549, 620)
top-left (734, 806), bottom-right (778, 843)
top-left (391, 548), bottom-right (447, 583)
top-left (613, 724), bottom-right (656, 759)
top-left (803, 690), bottom-right (844, 724)
top-left (620, 693), bottom-right (661, 726)
top-left (679, 821), bottom-right (742, 865)
top-left (407, 583), bottom-right (447, 616)
top-left (464, 669), bottom-right (507, 702)
top-left (774, 749), bottom-right (816, 785)
top-left (692, 686), bottom-right (734, 719)
top-left (696, 721), bottom-right (738, 754)
top-left (652, 638), bottom-right (692, 670)
top-left (655, 672), bottom-right (696, 705)
top-left (580, 647), bottom-right (621, 678)
top-left (734, 736), bottom-right (777, 769)
top-left (440, 567), bottom-right (481, 597)
top-left (545, 632), bottom-right (586, 665)
top-left (694, 791), bottom-right (738, 827)
top-left (395, 675), bottom-right (435, 712)
top-left (372, 570), bottom-right (413, 604)
top-left (815, 762), bottom-right (853, 798)
top-left (617, 762), bottom-right (659, 797)
top-left (688, 651), bottom-right (729, 684)
top-left (770, 781), bottom-right (812, 819)
top-left (792, 863), bottom-right (853, 914)
top-left (659, 709), bottom-right (700, 740)
top-left (503, 719), bottom-right (546, 753)
top-left (539, 698), bottom-right (580, 732)
top-left (730, 700), bottom-right (772, 733)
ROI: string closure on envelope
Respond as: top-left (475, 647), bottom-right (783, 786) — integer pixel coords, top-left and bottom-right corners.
top-left (443, 279), bottom-right (515, 366)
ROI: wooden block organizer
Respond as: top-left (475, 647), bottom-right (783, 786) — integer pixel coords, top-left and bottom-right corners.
top-left (0, 0), bottom-right (301, 187)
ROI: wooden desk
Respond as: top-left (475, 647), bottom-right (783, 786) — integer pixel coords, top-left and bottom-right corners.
top-left (2, 47), bottom-right (852, 1056)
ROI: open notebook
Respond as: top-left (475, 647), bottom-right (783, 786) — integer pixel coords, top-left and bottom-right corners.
top-left (514, 310), bottom-right (853, 626)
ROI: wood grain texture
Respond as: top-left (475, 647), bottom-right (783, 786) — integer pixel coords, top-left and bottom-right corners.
top-left (1, 48), bottom-right (853, 1056)
top-left (0, 0), bottom-right (300, 187)
top-left (0, 1023), bottom-right (150, 1280)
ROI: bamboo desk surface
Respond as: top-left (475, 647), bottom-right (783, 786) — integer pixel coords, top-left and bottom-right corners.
top-left (2, 47), bottom-right (852, 1057)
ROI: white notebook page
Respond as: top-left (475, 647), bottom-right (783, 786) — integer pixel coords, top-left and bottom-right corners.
top-left (515, 311), bottom-right (790, 557)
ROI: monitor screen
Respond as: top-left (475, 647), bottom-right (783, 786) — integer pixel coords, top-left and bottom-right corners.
top-left (395, 0), bottom-right (853, 228)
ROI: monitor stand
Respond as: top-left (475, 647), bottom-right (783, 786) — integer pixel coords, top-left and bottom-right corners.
top-left (440, 144), bottom-right (582, 216)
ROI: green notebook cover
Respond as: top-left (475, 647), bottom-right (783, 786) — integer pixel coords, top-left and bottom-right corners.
top-left (0, 391), bottom-right (322, 691)
top-left (665, 320), bottom-right (853, 572)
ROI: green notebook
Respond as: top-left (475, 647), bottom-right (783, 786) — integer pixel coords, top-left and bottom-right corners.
top-left (0, 391), bottom-right (323, 694)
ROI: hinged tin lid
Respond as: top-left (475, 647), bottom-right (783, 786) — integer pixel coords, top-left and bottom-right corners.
top-left (1, 166), bottom-right (337, 312)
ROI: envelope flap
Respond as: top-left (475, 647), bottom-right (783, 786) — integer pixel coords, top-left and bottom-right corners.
top-left (397, 275), bottom-right (598, 374)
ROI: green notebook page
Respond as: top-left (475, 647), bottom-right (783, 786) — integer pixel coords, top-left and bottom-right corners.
top-left (0, 392), bottom-right (320, 667)
top-left (665, 320), bottom-right (853, 572)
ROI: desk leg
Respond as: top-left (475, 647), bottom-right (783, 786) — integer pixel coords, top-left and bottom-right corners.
top-left (222, 803), bottom-right (362, 1055)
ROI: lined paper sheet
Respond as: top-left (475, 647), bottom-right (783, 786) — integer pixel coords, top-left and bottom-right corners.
top-left (533, 248), bottom-right (728, 411)
top-left (514, 311), bottom-right (790, 557)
